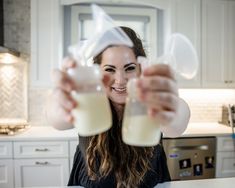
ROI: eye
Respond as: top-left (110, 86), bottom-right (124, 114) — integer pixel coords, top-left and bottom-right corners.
top-left (125, 66), bottom-right (136, 72)
top-left (104, 68), bottom-right (115, 73)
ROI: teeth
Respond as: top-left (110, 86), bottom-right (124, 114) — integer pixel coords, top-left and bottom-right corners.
top-left (113, 87), bottom-right (126, 92)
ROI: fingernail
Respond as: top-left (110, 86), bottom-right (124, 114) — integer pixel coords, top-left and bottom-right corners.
top-left (65, 83), bottom-right (72, 91)
top-left (67, 101), bottom-right (74, 109)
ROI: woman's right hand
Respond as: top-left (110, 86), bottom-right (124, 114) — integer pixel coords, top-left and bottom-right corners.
top-left (46, 57), bottom-right (77, 129)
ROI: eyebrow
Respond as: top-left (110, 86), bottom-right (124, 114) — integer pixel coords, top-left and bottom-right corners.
top-left (103, 62), bottom-right (137, 69)
top-left (124, 63), bottom-right (136, 68)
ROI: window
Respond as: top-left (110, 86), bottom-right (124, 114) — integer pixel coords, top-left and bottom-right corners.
top-left (65, 5), bottom-right (158, 59)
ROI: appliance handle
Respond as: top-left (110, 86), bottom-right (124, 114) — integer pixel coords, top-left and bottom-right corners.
top-left (172, 145), bottom-right (208, 151)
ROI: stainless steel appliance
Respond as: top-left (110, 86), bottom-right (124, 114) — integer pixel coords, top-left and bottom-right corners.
top-left (163, 137), bottom-right (216, 180)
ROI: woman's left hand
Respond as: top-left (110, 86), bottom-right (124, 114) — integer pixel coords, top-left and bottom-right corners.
top-left (136, 64), bottom-right (179, 125)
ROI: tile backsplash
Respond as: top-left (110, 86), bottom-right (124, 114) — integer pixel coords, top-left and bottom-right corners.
top-left (179, 89), bottom-right (235, 124)
top-left (28, 88), bottom-right (50, 126)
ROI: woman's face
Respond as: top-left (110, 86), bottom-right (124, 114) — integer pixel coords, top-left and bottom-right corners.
top-left (100, 46), bottom-right (141, 105)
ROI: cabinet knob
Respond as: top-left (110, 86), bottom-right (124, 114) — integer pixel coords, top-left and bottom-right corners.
top-left (35, 148), bottom-right (49, 152)
top-left (35, 161), bottom-right (49, 165)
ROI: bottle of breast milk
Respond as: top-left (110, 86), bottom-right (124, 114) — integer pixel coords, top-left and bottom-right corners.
top-left (122, 78), bottom-right (161, 146)
top-left (68, 64), bottom-right (112, 136)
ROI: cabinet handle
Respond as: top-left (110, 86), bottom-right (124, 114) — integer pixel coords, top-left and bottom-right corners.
top-left (35, 161), bottom-right (49, 165)
top-left (225, 80), bottom-right (233, 83)
top-left (35, 148), bottom-right (49, 152)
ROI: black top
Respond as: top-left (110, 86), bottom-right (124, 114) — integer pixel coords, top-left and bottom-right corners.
top-left (68, 136), bottom-right (171, 188)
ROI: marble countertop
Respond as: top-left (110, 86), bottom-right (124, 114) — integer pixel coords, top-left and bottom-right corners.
top-left (180, 122), bottom-right (233, 137)
top-left (0, 122), bottom-right (233, 141)
top-left (0, 126), bottom-right (78, 141)
top-left (156, 177), bottom-right (235, 188)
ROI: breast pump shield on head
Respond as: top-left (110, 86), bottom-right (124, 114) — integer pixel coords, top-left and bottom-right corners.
top-left (122, 34), bottom-right (199, 146)
top-left (67, 4), bottom-right (133, 136)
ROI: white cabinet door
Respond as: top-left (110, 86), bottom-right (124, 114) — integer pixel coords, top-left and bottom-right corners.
top-left (216, 136), bottom-right (235, 178)
top-left (30, 0), bottom-right (62, 88)
top-left (227, 0), bottom-right (235, 87)
top-left (216, 151), bottom-right (235, 178)
top-left (170, 0), bottom-right (201, 88)
top-left (202, 0), bottom-right (235, 88)
top-left (0, 160), bottom-right (14, 188)
top-left (14, 158), bottom-right (69, 188)
top-left (0, 142), bottom-right (13, 188)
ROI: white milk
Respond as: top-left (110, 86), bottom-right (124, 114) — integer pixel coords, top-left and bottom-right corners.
top-left (71, 92), bottom-right (112, 136)
top-left (122, 115), bottom-right (161, 146)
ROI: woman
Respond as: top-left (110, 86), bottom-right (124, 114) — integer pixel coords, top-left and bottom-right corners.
top-left (47, 27), bottom-right (190, 188)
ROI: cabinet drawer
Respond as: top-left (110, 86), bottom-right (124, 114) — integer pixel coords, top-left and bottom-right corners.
top-left (14, 158), bottom-right (69, 187)
top-left (217, 136), bottom-right (234, 152)
top-left (14, 141), bottom-right (68, 158)
top-left (0, 142), bottom-right (13, 158)
top-left (216, 151), bottom-right (235, 178)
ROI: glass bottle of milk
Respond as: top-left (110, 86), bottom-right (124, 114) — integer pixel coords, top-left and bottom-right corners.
top-left (122, 78), bottom-right (161, 146)
top-left (68, 64), bottom-right (112, 136)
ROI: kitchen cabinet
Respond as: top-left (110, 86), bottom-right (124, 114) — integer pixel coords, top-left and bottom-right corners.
top-left (30, 0), bottom-right (62, 88)
top-left (216, 136), bottom-right (235, 177)
top-left (0, 142), bottom-right (14, 188)
top-left (30, 0), bottom-right (235, 88)
top-left (0, 127), bottom-right (78, 188)
top-left (14, 158), bottom-right (68, 187)
top-left (202, 0), bottom-right (235, 88)
top-left (13, 141), bottom-right (72, 187)
top-left (170, 0), bottom-right (201, 88)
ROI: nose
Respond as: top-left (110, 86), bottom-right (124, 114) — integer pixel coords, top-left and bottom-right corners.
top-left (114, 71), bottom-right (127, 85)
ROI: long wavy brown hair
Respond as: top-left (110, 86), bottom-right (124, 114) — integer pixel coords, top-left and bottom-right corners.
top-left (86, 26), bottom-right (155, 187)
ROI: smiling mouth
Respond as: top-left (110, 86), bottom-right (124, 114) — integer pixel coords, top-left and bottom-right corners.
top-left (112, 87), bottom-right (127, 93)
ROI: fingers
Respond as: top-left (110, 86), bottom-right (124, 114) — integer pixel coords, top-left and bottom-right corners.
top-left (61, 57), bottom-right (76, 72)
top-left (140, 92), bottom-right (179, 112)
top-left (53, 88), bottom-right (77, 111)
top-left (137, 76), bottom-right (178, 95)
top-left (57, 104), bottom-right (74, 124)
top-left (148, 109), bottom-right (176, 125)
top-left (52, 88), bottom-right (77, 124)
top-left (51, 69), bottom-right (76, 93)
top-left (143, 64), bottom-right (176, 81)
top-left (134, 64), bottom-right (179, 125)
